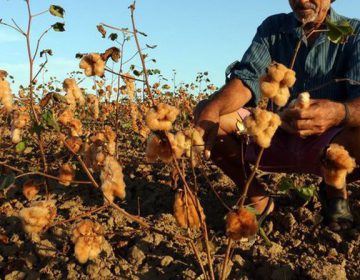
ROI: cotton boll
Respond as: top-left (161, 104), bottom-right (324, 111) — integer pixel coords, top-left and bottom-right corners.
top-left (282, 69), bottom-right (296, 87)
top-left (22, 180), bottom-right (40, 201)
top-left (86, 94), bottom-right (99, 120)
top-left (65, 137), bottom-right (83, 153)
top-left (145, 134), bottom-right (172, 163)
top-left (19, 200), bottom-right (57, 234)
top-left (145, 103), bottom-right (179, 131)
top-left (0, 75), bottom-right (14, 113)
top-left (267, 63), bottom-right (287, 82)
top-left (11, 128), bottom-right (22, 144)
top-left (321, 144), bottom-right (356, 189)
top-left (68, 118), bottom-right (83, 137)
top-left (226, 207), bottom-right (258, 240)
top-left (173, 190), bottom-right (204, 229)
top-left (244, 108), bottom-right (281, 148)
top-left (273, 86), bottom-right (290, 107)
top-left (59, 163), bottom-right (75, 186)
top-left (100, 156), bottom-right (126, 202)
top-left (260, 76), bottom-right (280, 98)
top-left (12, 110), bottom-right (30, 129)
top-left (72, 220), bottom-right (104, 264)
top-left (58, 109), bottom-right (74, 125)
top-left (79, 53), bottom-right (105, 77)
top-left (63, 78), bottom-right (85, 108)
top-left (295, 92), bottom-right (310, 109)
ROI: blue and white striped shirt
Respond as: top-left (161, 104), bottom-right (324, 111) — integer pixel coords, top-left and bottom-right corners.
top-left (227, 8), bottom-right (360, 107)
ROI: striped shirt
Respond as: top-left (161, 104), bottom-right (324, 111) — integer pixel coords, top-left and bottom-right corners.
top-left (227, 8), bottom-right (360, 107)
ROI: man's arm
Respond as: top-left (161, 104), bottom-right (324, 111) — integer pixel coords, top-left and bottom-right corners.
top-left (195, 78), bottom-right (252, 154)
top-left (281, 97), bottom-right (360, 137)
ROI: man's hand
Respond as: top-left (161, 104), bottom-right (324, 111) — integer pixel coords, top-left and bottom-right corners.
top-left (195, 102), bottom-right (220, 159)
top-left (280, 99), bottom-right (345, 137)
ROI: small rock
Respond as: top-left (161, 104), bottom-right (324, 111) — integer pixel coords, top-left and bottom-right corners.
top-left (107, 217), bottom-right (114, 228)
top-left (128, 245), bottom-right (146, 266)
top-left (183, 269), bottom-right (197, 279)
top-left (296, 207), bottom-right (313, 223)
top-left (5, 271), bottom-right (26, 280)
top-left (232, 254), bottom-right (245, 267)
top-left (293, 239), bottom-right (302, 248)
top-left (160, 256), bottom-right (173, 267)
top-left (306, 263), bottom-right (346, 280)
top-left (323, 228), bottom-right (342, 244)
top-left (36, 239), bottom-right (57, 258)
top-left (282, 213), bottom-right (297, 231)
top-left (268, 243), bottom-right (284, 258)
top-left (99, 268), bottom-right (112, 277)
top-left (328, 248), bottom-right (338, 257)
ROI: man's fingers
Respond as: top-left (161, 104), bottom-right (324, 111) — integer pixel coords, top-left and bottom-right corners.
top-left (203, 125), bottom-right (219, 159)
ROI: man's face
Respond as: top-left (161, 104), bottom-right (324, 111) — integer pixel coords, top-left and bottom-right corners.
top-left (289, 0), bottom-right (331, 24)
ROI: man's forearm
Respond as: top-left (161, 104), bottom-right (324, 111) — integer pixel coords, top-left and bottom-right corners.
top-left (346, 97), bottom-right (360, 127)
top-left (206, 78), bottom-right (252, 116)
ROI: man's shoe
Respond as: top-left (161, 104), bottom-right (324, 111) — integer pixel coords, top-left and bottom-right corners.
top-left (319, 182), bottom-right (354, 231)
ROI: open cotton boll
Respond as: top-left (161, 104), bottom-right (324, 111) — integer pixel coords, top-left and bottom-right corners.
top-left (282, 69), bottom-right (296, 87)
top-left (63, 78), bottom-right (85, 108)
top-left (244, 108), bottom-right (281, 148)
top-left (11, 128), bottom-right (22, 144)
top-left (273, 86), bottom-right (290, 107)
top-left (100, 156), bottom-right (126, 202)
top-left (226, 207), bottom-right (258, 240)
top-left (86, 94), bottom-right (99, 120)
top-left (321, 144), bottom-right (356, 189)
top-left (173, 190), bottom-right (204, 229)
top-left (22, 180), bottom-right (40, 201)
top-left (260, 76), bottom-right (280, 98)
top-left (65, 137), bottom-right (83, 153)
top-left (19, 200), bottom-right (57, 234)
top-left (0, 73), bottom-right (14, 113)
top-left (72, 220), bottom-right (104, 264)
top-left (145, 133), bottom-right (172, 163)
top-left (267, 63), bottom-right (287, 82)
top-left (295, 92), bottom-right (310, 109)
top-left (79, 53), bottom-right (105, 77)
top-left (145, 103), bottom-right (179, 131)
top-left (59, 163), bottom-right (75, 186)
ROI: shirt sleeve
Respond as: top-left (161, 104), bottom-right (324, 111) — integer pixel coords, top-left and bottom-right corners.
top-left (345, 22), bottom-right (360, 101)
top-left (226, 21), bottom-right (272, 107)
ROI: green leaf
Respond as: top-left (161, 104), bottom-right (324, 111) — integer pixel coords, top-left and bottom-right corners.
top-left (326, 17), bottom-right (355, 44)
top-left (42, 110), bottom-right (60, 131)
top-left (40, 49), bottom-right (53, 57)
top-left (133, 70), bottom-right (141, 77)
top-left (108, 33), bottom-right (118, 41)
top-left (295, 185), bottom-right (316, 201)
top-left (146, 44), bottom-right (157, 49)
top-left (49, 5), bottom-right (65, 18)
top-left (245, 205), bottom-right (259, 215)
top-left (52, 22), bottom-right (65, 32)
top-left (15, 141), bottom-right (26, 153)
top-left (278, 176), bottom-right (294, 192)
top-left (0, 173), bottom-right (15, 191)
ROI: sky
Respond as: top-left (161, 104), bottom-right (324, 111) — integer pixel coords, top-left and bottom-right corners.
top-left (1, 0), bottom-right (360, 90)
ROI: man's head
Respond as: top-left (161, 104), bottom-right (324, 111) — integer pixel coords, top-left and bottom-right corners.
top-left (289, 0), bottom-right (332, 24)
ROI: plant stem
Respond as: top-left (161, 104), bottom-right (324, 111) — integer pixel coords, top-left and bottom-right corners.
top-left (190, 240), bottom-right (209, 280)
top-left (237, 148), bottom-right (265, 208)
top-left (129, 2), bottom-right (155, 106)
top-left (220, 238), bottom-right (233, 280)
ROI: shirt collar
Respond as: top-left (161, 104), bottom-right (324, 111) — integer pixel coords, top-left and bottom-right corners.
top-left (279, 7), bottom-right (342, 38)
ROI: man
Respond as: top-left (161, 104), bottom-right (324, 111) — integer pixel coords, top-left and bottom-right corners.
top-left (195, 0), bottom-right (360, 231)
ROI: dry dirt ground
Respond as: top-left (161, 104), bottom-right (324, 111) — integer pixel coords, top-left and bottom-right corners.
top-left (0, 137), bottom-right (359, 280)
